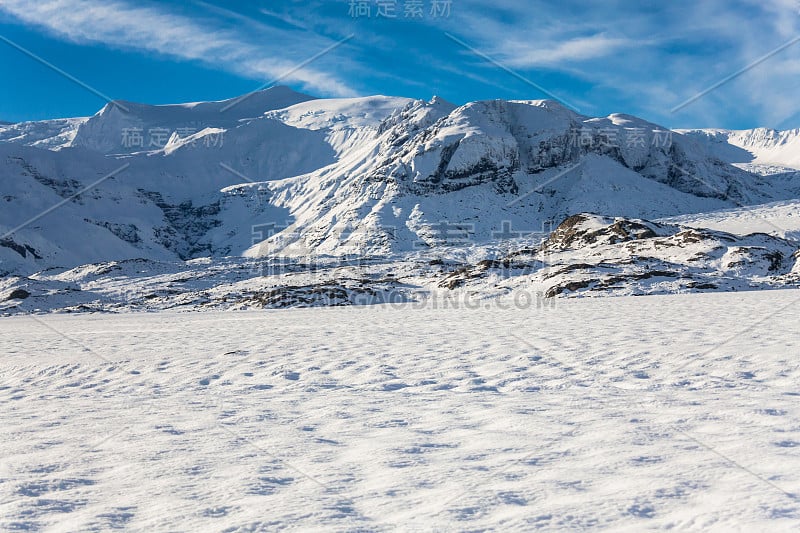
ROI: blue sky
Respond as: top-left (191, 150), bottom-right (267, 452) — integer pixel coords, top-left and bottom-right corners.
top-left (0, 0), bottom-right (799, 129)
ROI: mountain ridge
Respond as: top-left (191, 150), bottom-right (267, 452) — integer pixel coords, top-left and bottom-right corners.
top-left (1, 89), bottom-right (799, 311)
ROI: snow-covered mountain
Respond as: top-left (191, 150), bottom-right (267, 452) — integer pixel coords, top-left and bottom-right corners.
top-left (249, 98), bottom-right (798, 261)
top-left (1, 87), bottom-right (799, 311)
top-left (70, 86), bottom-right (318, 155)
top-left (0, 117), bottom-right (87, 150)
top-left (679, 127), bottom-right (800, 172)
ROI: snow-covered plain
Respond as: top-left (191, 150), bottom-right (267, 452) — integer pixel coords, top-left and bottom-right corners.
top-left (2, 290), bottom-right (800, 531)
top-left (3, 88), bottom-right (800, 532)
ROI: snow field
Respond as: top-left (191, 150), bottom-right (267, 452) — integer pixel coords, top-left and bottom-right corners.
top-left (1, 291), bottom-right (800, 531)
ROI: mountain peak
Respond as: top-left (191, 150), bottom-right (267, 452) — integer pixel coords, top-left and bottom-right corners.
top-left (75, 86), bottom-right (319, 154)
top-left (94, 86), bottom-right (316, 118)
top-left (428, 95), bottom-right (454, 106)
top-left (222, 85), bottom-right (317, 106)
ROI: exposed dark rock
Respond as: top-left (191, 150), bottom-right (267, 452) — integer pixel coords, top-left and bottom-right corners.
top-left (544, 214), bottom-right (662, 250)
top-left (0, 238), bottom-right (42, 259)
top-left (6, 288), bottom-right (30, 300)
top-left (137, 189), bottom-right (222, 259)
top-left (7, 157), bottom-right (84, 200)
top-left (545, 280), bottom-right (595, 298)
top-left (85, 219), bottom-right (141, 245)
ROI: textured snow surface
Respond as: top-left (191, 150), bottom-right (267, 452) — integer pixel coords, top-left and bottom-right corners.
top-left (2, 291), bottom-right (800, 531)
top-left (662, 200), bottom-right (800, 239)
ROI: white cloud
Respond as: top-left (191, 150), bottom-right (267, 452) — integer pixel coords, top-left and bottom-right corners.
top-left (502, 35), bottom-right (634, 67)
top-left (448, 0), bottom-right (800, 127)
top-left (0, 0), bottom-right (357, 97)
top-left (3, 0), bottom-right (799, 128)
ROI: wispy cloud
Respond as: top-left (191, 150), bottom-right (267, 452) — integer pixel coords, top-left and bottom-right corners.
top-left (446, 0), bottom-right (800, 128)
top-left (0, 0), bottom-right (357, 97)
top-left (2, 0), bottom-right (799, 129)
top-left (502, 34), bottom-right (634, 67)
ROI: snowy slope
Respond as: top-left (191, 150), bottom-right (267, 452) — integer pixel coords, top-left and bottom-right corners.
top-left (0, 117), bottom-right (87, 151)
top-left (2, 292), bottom-right (800, 530)
top-left (0, 144), bottom-right (182, 276)
top-left (263, 95), bottom-right (416, 156)
top-left (662, 200), bottom-right (800, 240)
top-left (679, 128), bottom-right (800, 170)
top-left (70, 86), bottom-right (317, 155)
